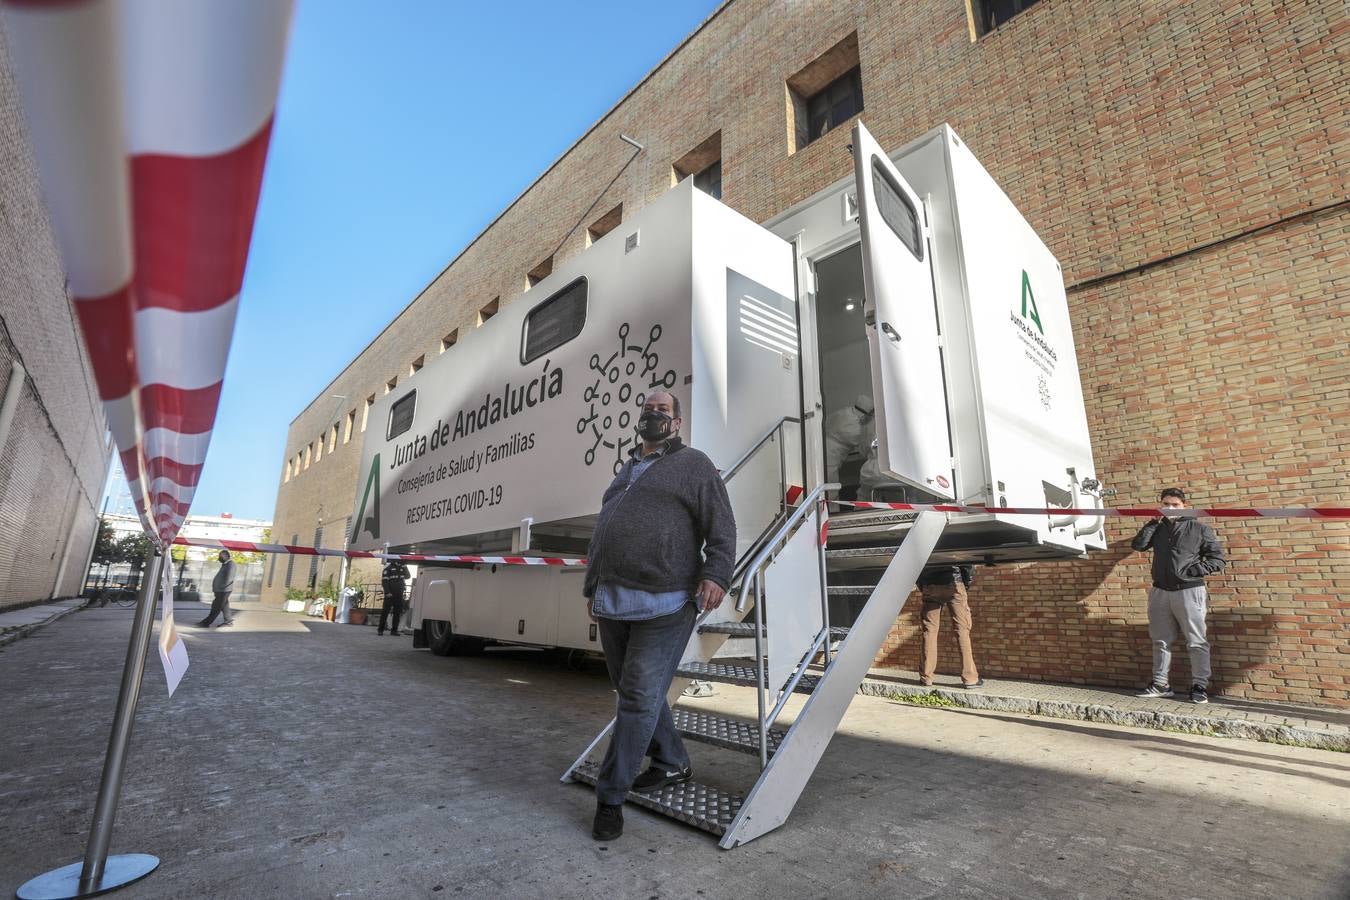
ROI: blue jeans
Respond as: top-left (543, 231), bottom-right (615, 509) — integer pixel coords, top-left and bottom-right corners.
top-left (594, 603), bottom-right (697, 805)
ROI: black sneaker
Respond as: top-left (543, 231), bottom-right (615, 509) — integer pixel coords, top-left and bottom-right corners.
top-left (632, 764), bottom-right (692, 792)
top-left (592, 803), bottom-right (623, 841)
top-left (194, 620), bottom-right (211, 627)
top-left (1190, 684), bottom-right (1209, 704)
top-left (1136, 683), bottom-right (1174, 698)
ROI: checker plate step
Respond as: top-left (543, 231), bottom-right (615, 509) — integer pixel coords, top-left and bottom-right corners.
top-left (825, 545), bottom-right (902, 560)
top-left (676, 661), bottom-right (819, 694)
top-left (826, 585), bottom-right (875, 596)
top-left (697, 623), bottom-right (850, 640)
top-left (672, 707), bottom-right (784, 756)
top-left (571, 762), bottom-right (742, 836)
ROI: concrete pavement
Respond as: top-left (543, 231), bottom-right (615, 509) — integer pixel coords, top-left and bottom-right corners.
top-left (1, 604), bottom-right (1347, 899)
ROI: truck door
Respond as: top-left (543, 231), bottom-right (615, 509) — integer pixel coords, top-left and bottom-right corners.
top-left (850, 121), bottom-right (955, 499)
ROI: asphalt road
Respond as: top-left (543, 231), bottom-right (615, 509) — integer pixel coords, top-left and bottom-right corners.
top-left (1, 605), bottom-right (1347, 899)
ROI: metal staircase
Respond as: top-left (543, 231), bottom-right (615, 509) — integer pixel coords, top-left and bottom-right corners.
top-left (561, 443), bottom-right (945, 846)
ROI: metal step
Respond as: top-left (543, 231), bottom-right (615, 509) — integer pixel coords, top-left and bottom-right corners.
top-left (826, 585), bottom-right (874, 596)
top-left (570, 761), bottom-right (743, 836)
top-left (676, 660), bottom-right (820, 694)
top-left (825, 545), bottom-right (902, 560)
top-left (672, 707), bottom-right (784, 757)
top-left (699, 622), bottom-right (852, 639)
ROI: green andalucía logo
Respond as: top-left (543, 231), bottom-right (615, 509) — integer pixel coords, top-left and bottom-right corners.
top-left (1020, 269), bottom-right (1043, 334)
top-left (353, 452), bottom-right (381, 541)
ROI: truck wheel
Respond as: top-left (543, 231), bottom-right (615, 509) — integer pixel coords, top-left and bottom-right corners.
top-left (425, 618), bottom-right (485, 656)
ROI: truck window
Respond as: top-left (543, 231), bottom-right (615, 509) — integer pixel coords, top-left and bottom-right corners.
top-left (522, 277), bottom-right (587, 364)
top-left (387, 390), bottom-right (416, 440)
top-left (870, 157), bottom-right (922, 262)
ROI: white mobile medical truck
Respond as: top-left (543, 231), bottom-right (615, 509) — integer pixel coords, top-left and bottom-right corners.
top-left (348, 122), bottom-right (1107, 847)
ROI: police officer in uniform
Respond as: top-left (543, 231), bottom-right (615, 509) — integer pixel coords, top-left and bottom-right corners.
top-left (378, 558), bottom-right (411, 636)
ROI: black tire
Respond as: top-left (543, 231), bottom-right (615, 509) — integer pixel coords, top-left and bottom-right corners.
top-left (424, 618), bottom-right (485, 656)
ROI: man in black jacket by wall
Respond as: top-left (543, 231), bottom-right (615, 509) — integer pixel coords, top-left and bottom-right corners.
top-left (583, 390), bottom-right (735, 842)
top-left (916, 563), bottom-right (981, 688)
top-left (1131, 487), bottom-right (1226, 704)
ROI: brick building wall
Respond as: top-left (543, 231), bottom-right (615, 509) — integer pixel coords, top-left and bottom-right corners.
top-left (269, 0), bottom-right (1347, 705)
top-left (0, 35), bottom-right (114, 609)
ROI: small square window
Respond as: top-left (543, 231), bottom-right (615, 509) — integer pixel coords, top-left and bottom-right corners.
top-left (385, 377), bottom-right (397, 395)
top-left (387, 390), bottom-right (416, 440)
top-left (361, 394), bottom-right (375, 432)
top-left (527, 258), bottom-right (553, 289)
top-left (409, 355), bottom-right (424, 377)
top-left (871, 158), bottom-right (923, 261)
top-left (478, 297), bottom-right (500, 325)
top-left (440, 329), bottom-right (458, 353)
top-left (522, 277), bottom-right (587, 364)
top-left (969, 0), bottom-right (1042, 38)
top-left (586, 204), bottom-right (623, 246)
top-left (673, 132), bottom-right (722, 201)
top-left (786, 33), bottom-right (863, 153)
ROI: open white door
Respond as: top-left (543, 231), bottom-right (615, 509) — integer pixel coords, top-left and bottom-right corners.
top-left (851, 121), bottom-right (954, 499)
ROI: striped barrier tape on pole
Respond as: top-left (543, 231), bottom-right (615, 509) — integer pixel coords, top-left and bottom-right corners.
top-left (170, 536), bottom-right (589, 567)
top-left (830, 500), bottom-right (1350, 519)
top-left (2, 0), bottom-right (293, 546)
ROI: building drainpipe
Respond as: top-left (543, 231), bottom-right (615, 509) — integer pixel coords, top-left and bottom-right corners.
top-left (0, 359), bottom-right (27, 454)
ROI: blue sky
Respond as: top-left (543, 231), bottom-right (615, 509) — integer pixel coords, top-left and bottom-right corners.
top-left (103, 0), bottom-right (725, 522)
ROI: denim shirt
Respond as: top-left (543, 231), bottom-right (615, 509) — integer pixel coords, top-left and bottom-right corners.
top-left (590, 442), bottom-right (693, 621)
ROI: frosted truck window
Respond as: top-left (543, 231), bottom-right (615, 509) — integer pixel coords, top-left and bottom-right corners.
top-left (871, 157), bottom-right (923, 261)
top-left (522, 277), bottom-right (588, 364)
top-left (387, 390), bottom-right (416, 440)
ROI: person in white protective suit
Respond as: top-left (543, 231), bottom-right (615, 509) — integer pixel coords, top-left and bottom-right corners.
top-left (822, 394), bottom-right (874, 493)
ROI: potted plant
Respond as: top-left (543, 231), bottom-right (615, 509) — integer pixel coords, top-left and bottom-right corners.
top-left (347, 589), bottom-right (367, 626)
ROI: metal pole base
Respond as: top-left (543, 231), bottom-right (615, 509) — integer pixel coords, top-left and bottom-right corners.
top-left (16, 854), bottom-right (159, 899)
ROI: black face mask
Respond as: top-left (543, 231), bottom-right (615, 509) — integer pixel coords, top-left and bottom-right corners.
top-left (636, 410), bottom-right (673, 442)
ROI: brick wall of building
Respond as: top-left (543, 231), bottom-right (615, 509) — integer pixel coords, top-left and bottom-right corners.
top-left (269, 0), bottom-right (1347, 705)
top-left (0, 34), bottom-right (114, 609)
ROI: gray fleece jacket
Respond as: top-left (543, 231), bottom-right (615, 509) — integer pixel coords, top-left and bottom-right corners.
top-left (583, 437), bottom-right (736, 599)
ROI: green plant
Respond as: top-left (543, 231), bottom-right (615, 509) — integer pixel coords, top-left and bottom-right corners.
top-left (285, 586), bottom-right (309, 602)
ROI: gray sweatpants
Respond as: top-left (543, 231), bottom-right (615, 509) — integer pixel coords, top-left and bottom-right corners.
top-left (1147, 586), bottom-right (1211, 688)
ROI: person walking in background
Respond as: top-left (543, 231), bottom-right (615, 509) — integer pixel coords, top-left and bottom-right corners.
top-left (1132, 487), bottom-right (1226, 704)
top-left (916, 563), bottom-right (981, 688)
top-left (379, 558), bottom-right (411, 636)
top-left (196, 550), bottom-right (236, 628)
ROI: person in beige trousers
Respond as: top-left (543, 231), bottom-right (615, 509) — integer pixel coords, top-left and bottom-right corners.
top-left (917, 564), bottom-right (983, 688)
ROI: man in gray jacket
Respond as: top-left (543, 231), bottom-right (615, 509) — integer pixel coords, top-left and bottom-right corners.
top-left (196, 550), bottom-right (237, 628)
top-left (1131, 488), bottom-right (1225, 703)
top-left (583, 390), bottom-right (735, 842)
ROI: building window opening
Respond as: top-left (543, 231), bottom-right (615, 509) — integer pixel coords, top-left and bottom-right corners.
top-left (313, 438), bottom-right (322, 464)
top-left (409, 354), bottom-right (424, 377)
top-left (786, 33), bottom-right (862, 153)
top-left (343, 410), bottom-right (355, 444)
top-left (361, 394), bottom-right (374, 432)
top-left (284, 533), bottom-right (299, 586)
top-left (328, 423), bottom-right (338, 452)
top-left (522, 277), bottom-right (588, 364)
top-left (586, 204), bottom-right (623, 246)
top-left (871, 158), bottom-right (923, 261)
top-left (527, 257), bottom-right (553, 289)
top-left (440, 329), bottom-right (458, 353)
top-left (970, 0), bottom-right (1042, 38)
top-left (478, 297), bottom-right (500, 325)
top-left (673, 132), bottom-right (722, 201)
top-left (385, 377), bottom-right (397, 395)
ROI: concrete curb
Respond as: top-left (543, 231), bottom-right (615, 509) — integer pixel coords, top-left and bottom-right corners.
top-left (857, 680), bottom-right (1350, 753)
top-left (0, 599), bottom-right (89, 649)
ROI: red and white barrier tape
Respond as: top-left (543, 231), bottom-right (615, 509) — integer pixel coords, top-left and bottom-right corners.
top-left (830, 500), bottom-right (1350, 519)
top-left (171, 537), bottom-right (588, 567)
top-left (2, 0), bottom-right (293, 544)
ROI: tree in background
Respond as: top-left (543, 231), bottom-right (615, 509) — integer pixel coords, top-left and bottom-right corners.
top-left (170, 544), bottom-right (189, 587)
top-left (116, 533), bottom-right (155, 590)
top-left (87, 519), bottom-right (119, 590)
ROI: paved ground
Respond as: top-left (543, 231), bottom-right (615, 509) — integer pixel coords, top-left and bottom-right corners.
top-left (2, 605), bottom-right (1347, 899)
top-left (0, 597), bottom-right (87, 647)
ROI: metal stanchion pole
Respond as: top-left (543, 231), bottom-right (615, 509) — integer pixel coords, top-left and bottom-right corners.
top-left (17, 547), bottom-right (164, 899)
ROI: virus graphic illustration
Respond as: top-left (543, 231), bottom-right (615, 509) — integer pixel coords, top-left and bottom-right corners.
top-left (1038, 373), bottom-right (1052, 411)
top-left (576, 322), bottom-right (679, 473)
